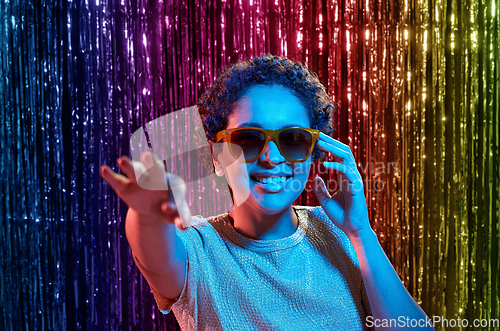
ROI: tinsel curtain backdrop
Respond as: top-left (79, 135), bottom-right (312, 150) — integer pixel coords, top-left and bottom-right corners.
top-left (0, 0), bottom-right (498, 330)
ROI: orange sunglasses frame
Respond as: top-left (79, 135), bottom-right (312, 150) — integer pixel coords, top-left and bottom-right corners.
top-left (215, 127), bottom-right (319, 162)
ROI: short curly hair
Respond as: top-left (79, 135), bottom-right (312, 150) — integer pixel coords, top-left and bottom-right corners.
top-left (198, 54), bottom-right (336, 161)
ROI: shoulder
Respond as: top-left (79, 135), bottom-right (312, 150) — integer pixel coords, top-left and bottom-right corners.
top-left (174, 213), bottom-right (231, 249)
top-left (294, 205), bottom-right (342, 236)
top-left (294, 205), bottom-right (342, 235)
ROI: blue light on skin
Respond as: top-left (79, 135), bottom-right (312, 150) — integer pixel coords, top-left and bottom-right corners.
top-left (211, 85), bottom-right (434, 328)
top-left (212, 84), bottom-right (312, 240)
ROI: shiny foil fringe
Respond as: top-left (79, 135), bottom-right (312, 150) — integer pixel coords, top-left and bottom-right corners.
top-left (0, 0), bottom-right (498, 330)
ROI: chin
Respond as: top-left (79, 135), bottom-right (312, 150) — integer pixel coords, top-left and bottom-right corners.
top-left (249, 188), bottom-right (303, 215)
top-left (256, 201), bottom-right (292, 215)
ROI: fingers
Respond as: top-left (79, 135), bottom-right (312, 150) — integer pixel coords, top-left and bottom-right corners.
top-left (323, 162), bottom-right (364, 192)
top-left (161, 199), bottom-right (191, 230)
top-left (101, 165), bottom-right (129, 192)
top-left (313, 177), bottom-right (332, 206)
top-left (318, 137), bottom-right (363, 183)
top-left (319, 132), bottom-right (352, 153)
top-left (323, 162), bottom-right (354, 182)
top-left (177, 200), bottom-right (193, 228)
top-left (313, 176), bottom-right (346, 227)
top-left (161, 200), bottom-right (178, 217)
top-left (317, 140), bottom-right (356, 168)
top-left (103, 152), bottom-right (193, 228)
top-left (137, 151), bottom-right (169, 190)
top-left (165, 174), bottom-right (191, 227)
top-left (141, 151), bottom-right (165, 176)
top-left (117, 156), bottom-right (138, 183)
top-left (318, 132), bottom-right (358, 171)
top-left (316, 136), bottom-right (362, 192)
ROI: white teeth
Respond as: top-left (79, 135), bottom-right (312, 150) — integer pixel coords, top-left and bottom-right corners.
top-left (254, 176), bottom-right (288, 184)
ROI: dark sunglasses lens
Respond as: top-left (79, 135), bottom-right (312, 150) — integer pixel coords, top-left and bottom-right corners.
top-left (230, 129), bottom-right (266, 160)
top-left (279, 129), bottom-right (313, 160)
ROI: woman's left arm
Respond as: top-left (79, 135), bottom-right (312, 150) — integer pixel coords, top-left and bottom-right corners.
top-left (313, 132), bottom-right (434, 331)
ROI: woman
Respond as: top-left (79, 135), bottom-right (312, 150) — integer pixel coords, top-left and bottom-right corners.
top-left (101, 55), bottom-right (433, 330)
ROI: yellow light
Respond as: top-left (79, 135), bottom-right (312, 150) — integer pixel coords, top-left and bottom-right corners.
top-left (424, 30), bottom-right (428, 52)
top-left (471, 31), bottom-right (477, 48)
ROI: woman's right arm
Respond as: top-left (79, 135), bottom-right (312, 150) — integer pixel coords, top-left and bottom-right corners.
top-left (125, 209), bottom-right (187, 299)
top-left (101, 152), bottom-right (188, 300)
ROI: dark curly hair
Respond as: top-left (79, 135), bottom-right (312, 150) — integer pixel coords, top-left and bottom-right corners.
top-left (198, 54), bottom-right (336, 162)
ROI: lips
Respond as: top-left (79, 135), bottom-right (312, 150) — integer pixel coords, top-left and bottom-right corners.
top-left (251, 175), bottom-right (291, 184)
top-left (250, 170), bottom-right (293, 182)
top-left (249, 172), bottom-right (293, 193)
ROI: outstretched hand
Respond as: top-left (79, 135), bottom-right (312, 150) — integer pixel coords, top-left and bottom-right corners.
top-left (100, 151), bottom-right (191, 228)
top-left (313, 132), bottom-right (371, 240)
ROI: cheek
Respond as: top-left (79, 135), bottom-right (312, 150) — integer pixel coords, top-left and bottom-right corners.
top-left (285, 161), bottom-right (311, 195)
top-left (294, 161), bottom-right (312, 182)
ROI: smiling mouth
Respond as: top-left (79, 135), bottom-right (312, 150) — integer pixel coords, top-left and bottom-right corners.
top-left (250, 175), bottom-right (292, 185)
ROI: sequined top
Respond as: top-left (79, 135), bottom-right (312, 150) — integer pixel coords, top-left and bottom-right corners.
top-left (147, 205), bottom-right (372, 330)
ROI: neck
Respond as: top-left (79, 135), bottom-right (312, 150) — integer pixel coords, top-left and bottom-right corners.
top-left (228, 204), bottom-right (298, 240)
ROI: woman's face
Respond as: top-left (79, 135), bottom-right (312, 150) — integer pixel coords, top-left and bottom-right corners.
top-left (214, 84), bottom-right (312, 215)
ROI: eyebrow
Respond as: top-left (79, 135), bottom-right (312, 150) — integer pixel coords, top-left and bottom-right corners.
top-left (236, 122), bottom-right (306, 129)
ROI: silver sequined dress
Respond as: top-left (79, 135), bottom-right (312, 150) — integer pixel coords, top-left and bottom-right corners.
top-left (146, 205), bottom-right (372, 330)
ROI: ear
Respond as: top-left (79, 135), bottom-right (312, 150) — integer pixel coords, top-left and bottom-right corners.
top-left (209, 141), bottom-right (225, 177)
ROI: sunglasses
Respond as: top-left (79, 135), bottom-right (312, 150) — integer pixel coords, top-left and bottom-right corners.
top-left (215, 127), bottom-right (320, 162)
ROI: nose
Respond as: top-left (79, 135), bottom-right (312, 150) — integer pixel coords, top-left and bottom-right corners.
top-left (259, 139), bottom-right (286, 164)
